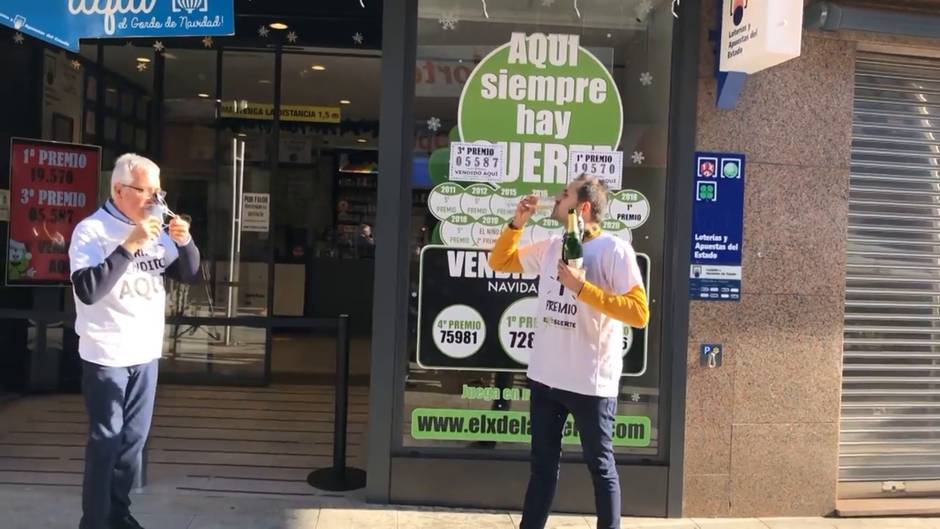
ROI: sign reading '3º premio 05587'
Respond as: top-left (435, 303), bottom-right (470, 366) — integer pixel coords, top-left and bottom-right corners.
top-left (0, 0), bottom-right (235, 52)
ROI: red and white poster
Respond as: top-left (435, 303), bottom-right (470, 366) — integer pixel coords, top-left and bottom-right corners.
top-left (7, 138), bottom-right (100, 285)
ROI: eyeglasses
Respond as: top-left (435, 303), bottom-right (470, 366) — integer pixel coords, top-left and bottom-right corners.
top-left (122, 184), bottom-right (166, 200)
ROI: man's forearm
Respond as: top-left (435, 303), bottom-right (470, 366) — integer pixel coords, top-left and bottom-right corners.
top-left (488, 225), bottom-right (525, 273)
top-left (578, 282), bottom-right (649, 328)
top-left (71, 247), bottom-right (134, 305)
top-left (166, 241), bottom-right (201, 284)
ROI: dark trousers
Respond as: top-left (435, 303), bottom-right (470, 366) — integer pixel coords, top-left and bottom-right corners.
top-left (80, 359), bottom-right (158, 529)
top-left (520, 380), bottom-right (621, 529)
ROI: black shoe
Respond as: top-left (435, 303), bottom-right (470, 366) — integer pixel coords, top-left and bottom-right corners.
top-left (111, 514), bottom-right (145, 529)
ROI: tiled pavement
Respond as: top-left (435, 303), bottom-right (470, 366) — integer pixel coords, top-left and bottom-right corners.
top-left (2, 485), bottom-right (940, 529)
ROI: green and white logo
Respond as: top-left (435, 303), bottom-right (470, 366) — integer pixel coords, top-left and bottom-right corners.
top-left (458, 32), bottom-right (623, 193)
top-left (608, 189), bottom-right (650, 229)
top-left (428, 33), bottom-right (625, 247)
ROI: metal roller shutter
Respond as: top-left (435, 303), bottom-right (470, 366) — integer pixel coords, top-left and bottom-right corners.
top-left (842, 51), bottom-right (940, 497)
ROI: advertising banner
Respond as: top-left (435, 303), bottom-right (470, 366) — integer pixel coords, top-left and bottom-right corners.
top-left (0, 0), bottom-right (235, 52)
top-left (7, 138), bottom-right (100, 286)
top-left (417, 245), bottom-right (650, 376)
top-left (409, 32), bottom-right (655, 449)
top-left (424, 33), bottom-right (638, 248)
top-left (411, 408), bottom-right (651, 447)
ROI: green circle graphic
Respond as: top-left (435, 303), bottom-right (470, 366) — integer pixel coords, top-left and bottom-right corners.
top-left (723, 161), bottom-right (739, 178)
top-left (458, 36), bottom-right (623, 192)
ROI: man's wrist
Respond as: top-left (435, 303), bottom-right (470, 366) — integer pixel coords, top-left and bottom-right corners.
top-left (121, 241), bottom-right (142, 254)
top-left (575, 278), bottom-right (591, 298)
top-left (508, 219), bottom-right (524, 230)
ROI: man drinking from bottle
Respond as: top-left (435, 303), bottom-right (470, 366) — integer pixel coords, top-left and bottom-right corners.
top-left (488, 175), bottom-right (649, 529)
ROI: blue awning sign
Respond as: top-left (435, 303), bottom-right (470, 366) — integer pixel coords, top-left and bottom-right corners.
top-left (0, 1), bottom-right (234, 52)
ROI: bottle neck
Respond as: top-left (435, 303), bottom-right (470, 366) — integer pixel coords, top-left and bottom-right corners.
top-left (566, 214), bottom-right (578, 233)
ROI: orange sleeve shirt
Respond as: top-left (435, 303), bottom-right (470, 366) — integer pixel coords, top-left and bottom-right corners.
top-left (488, 225), bottom-right (649, 328)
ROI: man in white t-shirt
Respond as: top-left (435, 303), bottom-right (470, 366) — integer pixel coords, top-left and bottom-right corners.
top-left (69, 154), bottom-right (200, 529)
top-left (489, 175), bottom-right (649, 529)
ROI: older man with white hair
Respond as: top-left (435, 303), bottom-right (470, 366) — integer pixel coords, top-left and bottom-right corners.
top-left (68, 153), bottom-right (200, 529)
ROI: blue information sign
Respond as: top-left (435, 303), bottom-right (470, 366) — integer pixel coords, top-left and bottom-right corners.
top-left (0, 0), bottom-right (234, 52)
top-left (689, 152), bottom-right (744, 301)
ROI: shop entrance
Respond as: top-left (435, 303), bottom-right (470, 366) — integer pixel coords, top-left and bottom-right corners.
top-left (150, 44), bottom-right (379, 495)
top-left (0, 2), bottom-right (383, 493)
top-left (153, 47), bottom-right (381, 386)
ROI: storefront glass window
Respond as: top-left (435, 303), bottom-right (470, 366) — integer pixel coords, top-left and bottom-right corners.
top-left (159, 50), bottom-right (272, 380)
top-left (160, 47), bottom-right (218, 323)
top-left (102, 44), bottom-right (154, 163)
top-left (402, 0), bottom-right (674, 459)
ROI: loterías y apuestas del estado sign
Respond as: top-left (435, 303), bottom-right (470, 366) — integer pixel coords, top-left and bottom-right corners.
top-left (0, 0), bottom-right (235, 52)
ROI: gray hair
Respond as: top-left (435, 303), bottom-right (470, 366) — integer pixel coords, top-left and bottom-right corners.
top-left (111, 153), bottom-right (160, 199)
top-left (574, 174), bottom-right (609, 222)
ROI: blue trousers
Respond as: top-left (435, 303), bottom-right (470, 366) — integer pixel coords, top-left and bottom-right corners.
top-left (80, 359), bottom-right (158, 529)
top-left (520, 380), bottom-right (621, 529)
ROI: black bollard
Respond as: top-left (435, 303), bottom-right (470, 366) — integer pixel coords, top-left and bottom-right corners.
top-left (307, 314), bottom-right (366, 491)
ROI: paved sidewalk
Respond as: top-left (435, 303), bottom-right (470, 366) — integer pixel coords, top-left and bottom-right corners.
top-left (4, 485), bottom-right (940, 529)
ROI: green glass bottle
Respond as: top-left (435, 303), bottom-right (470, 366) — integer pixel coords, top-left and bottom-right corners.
top-left (562, 208), bottom-right (583, 268)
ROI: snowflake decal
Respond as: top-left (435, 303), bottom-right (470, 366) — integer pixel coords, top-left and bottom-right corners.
top-left (258, 25), bottom-right (270, 38)
top-left (636, 0), bottom-right (653, 19)
top-left (13, 32), bottom-right (24, 44)
top-left (631, 151), bottom-right (645, 165)
top-left (630, 393), bottom-right (641, 403)
top-left (286, 31), bottom-right (298, 44)
top-left (352, 32), bottom-right (364, 45)
top-left (427, 117), bottom-right (442, 132)
top-left (540, 0), bottom-right (555, 5)
top-left (202, 36), bottom-right (214, 48)
top-left (152, 41), bottom-right (165, 53)
top-left (70, 60), bottom-right (81, 70)
top-left (639, 72), bottom-right (653, 86)
top-left (439, 13), bottom-right (459, 30)
top-left (137, 62), bottom-right (148, 72)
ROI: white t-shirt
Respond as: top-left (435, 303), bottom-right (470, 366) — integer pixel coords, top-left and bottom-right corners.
top-left (69, 204), bottom-right (179, 367)
top-left (518, 232), bottom-right (644, 397)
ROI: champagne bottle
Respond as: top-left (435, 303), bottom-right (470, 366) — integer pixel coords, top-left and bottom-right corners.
top-left (562, 208), bottom-right (583, 269)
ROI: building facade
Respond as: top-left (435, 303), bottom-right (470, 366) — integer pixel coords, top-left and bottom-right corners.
top-left (1, 0), bottom-right (940, 519)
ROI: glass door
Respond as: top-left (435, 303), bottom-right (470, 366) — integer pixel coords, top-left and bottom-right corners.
top-left (268, 50), bottom-right (381, 385)
top-left (160, 49), bottom-right (275, 384)
top-left (156, 45), bottom-right (381, 386)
